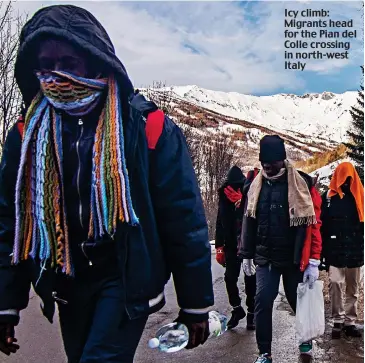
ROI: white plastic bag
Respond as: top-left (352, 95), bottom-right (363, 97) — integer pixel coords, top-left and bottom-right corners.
top-left (295, 280), bottom-right (325, 345)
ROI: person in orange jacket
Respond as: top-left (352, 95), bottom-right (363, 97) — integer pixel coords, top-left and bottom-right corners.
top-left (321, 162), bottom-right (364, 339)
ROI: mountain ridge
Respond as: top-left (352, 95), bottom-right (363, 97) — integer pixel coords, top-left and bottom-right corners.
top-left (141, 84), bottom-right (355, 172)
top-left (153, 85), bottom-right (357, 144)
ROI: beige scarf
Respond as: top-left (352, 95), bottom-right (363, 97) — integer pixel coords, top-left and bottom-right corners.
top-left (245, 160), bottom-right (317, 226)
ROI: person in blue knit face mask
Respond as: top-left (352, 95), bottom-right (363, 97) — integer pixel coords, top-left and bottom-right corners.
top-left (0, 5), bottom-right (214, 362)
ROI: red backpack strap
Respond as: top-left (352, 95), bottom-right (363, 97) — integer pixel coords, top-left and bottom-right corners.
top-left (16, 111), bottom-right (164, 147)
top-left (17, 115), bottom-right (24, 137)
top-left (246, 168), bottom-right (259, 182)
top-left (145, 109), bottom-right (165, 150)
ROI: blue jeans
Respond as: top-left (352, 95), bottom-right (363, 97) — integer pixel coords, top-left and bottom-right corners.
top-left (255, 264), bottom-right (303, 355)
top-left (58, 264), bottom-right (148, 363)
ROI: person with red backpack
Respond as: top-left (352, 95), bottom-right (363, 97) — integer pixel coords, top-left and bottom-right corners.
top-left (0, 5), bottom-right (213, 362)
top-left (215, 166), bottom-right (257, 330)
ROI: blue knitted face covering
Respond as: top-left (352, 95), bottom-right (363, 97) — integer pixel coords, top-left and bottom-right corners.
top-left (36, 70), bottom-right (108, 116)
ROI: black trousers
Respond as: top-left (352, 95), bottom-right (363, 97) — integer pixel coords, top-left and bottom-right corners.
top-left (224, 251), bottom-right (256, 312)
top-left (57, 253), bottom-right (148, 363)
top-left (255, 264), bottom-right (303, 355)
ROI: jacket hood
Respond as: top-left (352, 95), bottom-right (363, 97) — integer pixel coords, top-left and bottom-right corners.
top-left (328, 162), bottom-right (364, 222)
top-left (15, 5), bottom-right (134, 106)
top-left (227, 165), bottom-right (245, 184)
top-left (220, 165), bottom-right (245, 191)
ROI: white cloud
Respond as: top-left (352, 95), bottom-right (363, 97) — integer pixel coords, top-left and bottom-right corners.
top-left (12, 1), bottom-right (365, 95)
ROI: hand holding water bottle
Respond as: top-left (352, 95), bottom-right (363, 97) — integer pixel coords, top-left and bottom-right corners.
top-left (149, 311), bottom-right (227, 353)
top-left (174, 310), bottom-right (209, 350)
top-left (183, 320), bottom-right (209, 349)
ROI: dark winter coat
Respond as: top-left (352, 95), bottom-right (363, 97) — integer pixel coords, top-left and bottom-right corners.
top-left (321, 192), bottom-right (364, 268)
top-left (0, 5), bottom-right (213, 324)
top-left (239, 171), bottom-right (314, 268)
top-left (215, 166), bottom-right (246, 254)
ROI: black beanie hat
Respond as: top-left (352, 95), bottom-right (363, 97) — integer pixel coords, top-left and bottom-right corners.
top-left (259, 135), bottom-right (287, 163)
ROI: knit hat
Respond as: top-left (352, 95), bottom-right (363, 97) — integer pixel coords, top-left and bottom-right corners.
top-left (259, 135), bottom-right (287, 162)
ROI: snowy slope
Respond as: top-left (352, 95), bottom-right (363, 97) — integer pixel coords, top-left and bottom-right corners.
top-left (141, 87), bottom-right (341, 172)
top-left (169, 86), bottom-right (356, 143)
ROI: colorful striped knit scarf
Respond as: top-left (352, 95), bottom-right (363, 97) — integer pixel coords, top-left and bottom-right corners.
top-left (12, 70), bottom-right (139, 276)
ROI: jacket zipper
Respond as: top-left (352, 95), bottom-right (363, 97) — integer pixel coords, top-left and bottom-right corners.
top-left (267, 180), bottom-right (273, 260)
top-left (76, 119), bottom-right (84, 229)
top-left (81, 241), bottom-right (93, 266)
top-left (123, 230), bottom-right (132, 319)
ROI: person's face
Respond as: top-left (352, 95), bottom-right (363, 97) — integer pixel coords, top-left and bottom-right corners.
top-left (261, 161), bottom-right (285, 177)
top-left (37, 39), bottom-right (88, 77)
top-left (341, 176), bottom-right (352, 193)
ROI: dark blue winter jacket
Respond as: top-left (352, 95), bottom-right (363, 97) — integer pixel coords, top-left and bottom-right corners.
top-left (0, 5), bottom-right (213, 324)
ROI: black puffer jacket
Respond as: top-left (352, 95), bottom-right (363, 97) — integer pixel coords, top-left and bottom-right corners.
top-left (239, 171), bottom-right (311, 268)
top-left (215, 166), bottom-right (246, 253)
top-left (321, 192), bottom-right (364, 268)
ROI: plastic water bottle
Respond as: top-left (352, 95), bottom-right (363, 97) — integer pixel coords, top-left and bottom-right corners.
top-left (148, 322), bottom-right (189, 353)
top-left (148, 311), bottom-right (227, 353)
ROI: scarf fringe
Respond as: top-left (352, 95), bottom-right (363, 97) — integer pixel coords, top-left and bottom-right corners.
top-left (245, 210), bottom-right (256, 219)
top-left (12, 73), bottom-right (139, 277)
top-left (290, 215), bottom-right (317, 227)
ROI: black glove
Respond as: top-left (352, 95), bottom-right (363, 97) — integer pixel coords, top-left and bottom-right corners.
top-left (0, 322), bottom-right (19, 356)
top-left (175, 310), bottom-right (210, 349)
top-left (318, 258), bottom-right (329, 272)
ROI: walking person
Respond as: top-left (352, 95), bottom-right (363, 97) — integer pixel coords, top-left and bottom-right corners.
top-left (215, 166), bottom-right (256, 330)
top-left (321, 162), bottom-right (364, 339)
top-left (0, 5), bottom-right (214, 362)
top-left (238, 135), bottom-right (322, 363)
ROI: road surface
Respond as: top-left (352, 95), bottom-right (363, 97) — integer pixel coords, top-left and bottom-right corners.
top-left (0, 257), bottom-right (363, 363)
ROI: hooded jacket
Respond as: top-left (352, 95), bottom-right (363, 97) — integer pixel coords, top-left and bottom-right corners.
top-left (215, 166), bottom-right (246, 253)
top-left (321, 163), bottom-right (364, 268)
top-left (0, 5), bottom-right (213, 324)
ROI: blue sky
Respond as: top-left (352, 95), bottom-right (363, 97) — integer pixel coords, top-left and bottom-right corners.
top-left (15, 1), bottom-right (364, 96)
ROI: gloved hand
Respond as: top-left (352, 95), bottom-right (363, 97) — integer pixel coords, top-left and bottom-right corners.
top-left (175, 311), bottom-right (209, 350)
top-left (242, 259), bottom-right (256, 276)
top-left (0, 323), bottom-right (19, 356)
top-left (224, 186), bottom-right (242, 204)
top-left (303, 259), bottom-right (320, 289)
top-left (216, 247), bottom-right (226, 267)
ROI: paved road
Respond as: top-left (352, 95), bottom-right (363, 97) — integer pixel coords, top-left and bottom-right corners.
top-left (0, 257), bottom-right (362, 363)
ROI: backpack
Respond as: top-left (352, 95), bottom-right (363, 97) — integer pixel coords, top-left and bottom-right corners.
top-left (246, 167), bottom-right (259, 182)
top-left (16, 91), bottom-right (165, 150)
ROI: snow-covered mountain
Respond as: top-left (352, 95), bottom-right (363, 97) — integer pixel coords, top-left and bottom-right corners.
top-left (141, 85), bottom-right (356, 173)
top-left (168, 85), bottom-right (357, 144)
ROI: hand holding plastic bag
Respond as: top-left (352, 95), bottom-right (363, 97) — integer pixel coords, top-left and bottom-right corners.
top-left (295, 280), bottom-right (325, 345)
top-left (242, 259), bottom-right (256, 276)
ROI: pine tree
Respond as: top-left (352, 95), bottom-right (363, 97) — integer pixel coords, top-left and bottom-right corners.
top-left (346, 66), bottom-right (364, 181)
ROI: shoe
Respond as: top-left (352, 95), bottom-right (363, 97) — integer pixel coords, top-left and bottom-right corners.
top-left (299, 341), bottom-right (313, 356)
top-left (332, 323), bottom-right (343, 339)
top-left (247, 312), bottom-right (256, 330)
top-left (254, 353), bottom-right (272, 362)
top-left (343, 325), bottom-right (362, 338)
top-left (227, 306), bottom-right (246, 329)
